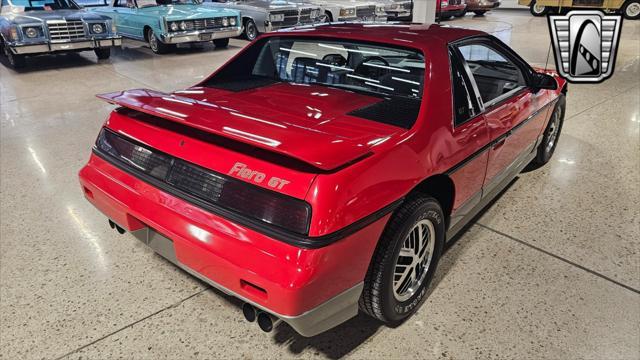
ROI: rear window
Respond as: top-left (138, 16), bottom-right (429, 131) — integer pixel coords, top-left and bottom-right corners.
top-left (206, 36), bottom-right (425, 100)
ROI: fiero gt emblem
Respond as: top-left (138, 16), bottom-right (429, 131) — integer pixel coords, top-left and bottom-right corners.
top-left (548, 10), bottom-right (622, 83)
top-left (228, 162), bottom-right (290, 190)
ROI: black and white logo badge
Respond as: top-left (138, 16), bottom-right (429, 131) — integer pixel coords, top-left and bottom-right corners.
top-left (548, 10), bottom-right (622, 83)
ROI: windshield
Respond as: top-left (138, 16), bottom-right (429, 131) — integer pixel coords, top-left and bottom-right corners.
top-left (8, 0), bottom-right (79, 10)
top-left (209, 37), bottom-right (425, 100)
top-left (136, 0), bottom-right (198, 7)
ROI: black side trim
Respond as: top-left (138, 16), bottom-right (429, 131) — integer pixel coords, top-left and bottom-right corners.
top-left (445, 97), bottom-right (558, 175)
top-left (93, 148), bottom-right (403, 249)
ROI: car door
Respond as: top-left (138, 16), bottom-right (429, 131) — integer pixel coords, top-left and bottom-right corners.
top-left (446, 48), bottom-right (491, 232)
top-left (111, 0), bottom-right (137, 38)
top-left (453, 38), bottom-right (546, 195)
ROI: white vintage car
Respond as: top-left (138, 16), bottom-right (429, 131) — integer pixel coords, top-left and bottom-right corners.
top-left (290, 0), bottom-right (387, 22)
top-left (205, 0), bottom-right (325, 41)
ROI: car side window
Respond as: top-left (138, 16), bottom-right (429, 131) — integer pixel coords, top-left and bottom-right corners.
top-left (457, 43), bottom-right (526, 106)
top-left (450, 48), bottom-right (480, 126)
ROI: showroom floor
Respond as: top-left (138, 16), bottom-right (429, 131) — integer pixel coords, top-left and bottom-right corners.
top-left (1, 9), bottom-right (639, 360)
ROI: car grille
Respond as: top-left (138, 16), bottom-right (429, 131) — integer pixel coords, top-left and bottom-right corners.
top-left (356, 5), bottom-right (376, 19)
top-left (191, 18), bottom-right (225, 30)
top-left (46, 20), bottom-right (86, 41)
top-left (271, 9), bottom-right (305, 29)
top-left (299, 8), bottom-right (314, 24)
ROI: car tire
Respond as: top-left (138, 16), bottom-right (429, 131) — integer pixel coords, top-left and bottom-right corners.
top-left (213, 38), bottom-right (230, 48)
top-left (2, 40), bottom-right (26, 69)
top-left (324, 11), bottom-right (333, 22)
top-left (474, 10), bottom-right (487, 15)
top-left (622, 0), bottom-right (640, 19)
top-left (147, 28), bottom-right (172, 54)
top-left (359, 196), bottom-right (445, 324)
top-left (243, 19), bottom-right (258, 41)
top-left (531, 94), bottom-right (566, 167)
top-left (529, 0), bottom-right (549, 16)
top-left (455, 9), bottom-right (467, 17)
top-left (94, 48), bottom-right (111, 60)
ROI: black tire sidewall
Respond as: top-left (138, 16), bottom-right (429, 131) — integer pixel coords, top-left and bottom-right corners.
top-left (379, 199), bottom-right (445, 323)
top-left (537, 95), bottom-right (566, 164)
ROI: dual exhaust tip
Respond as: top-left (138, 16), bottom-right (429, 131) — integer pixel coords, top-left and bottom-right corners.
top-left (108, 220), bottom-right (126, 234)
top-left (242, 303), bottom-right (281, 333)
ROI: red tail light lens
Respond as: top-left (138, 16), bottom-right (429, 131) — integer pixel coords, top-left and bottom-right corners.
top-left (95, 128), bottom-right (311, 235)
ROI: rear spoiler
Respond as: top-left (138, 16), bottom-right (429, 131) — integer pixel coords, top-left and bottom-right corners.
top-left (97, 89), bottom-right (372, 171)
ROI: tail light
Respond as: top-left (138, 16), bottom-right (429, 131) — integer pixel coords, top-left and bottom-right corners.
top-left (95, 128), bottom-right (311, 235)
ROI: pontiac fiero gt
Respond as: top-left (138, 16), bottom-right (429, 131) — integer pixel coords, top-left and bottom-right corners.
top-left (79, 23), bottom-right (566, 337)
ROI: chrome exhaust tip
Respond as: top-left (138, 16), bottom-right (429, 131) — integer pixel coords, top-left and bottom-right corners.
top-left (257, 311), bottom-right (281, 333)
top-left (115, 225), bottom-right (126, 234)
top-left (242, 303), bottom-right (257, 322)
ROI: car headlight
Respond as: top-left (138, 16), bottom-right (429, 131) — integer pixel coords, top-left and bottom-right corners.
top-left (229, 16), bottom-right (236, 26)
top-left (310, 9), bottom-right (320, 18)
top-left (179, 21), bottom-right (187, 30)
top-left (222, 17), bottom-right (228, 26)
top-left (269, 13), bottom-right (285, 22)
top-left (24, 26), bottom-right (40, 38)
top-left (91, 23), bottom-right (105, 34)
top-left (169, 22), bottom-right (178, 31)
top-left (375, 5), bottom-right (385, 14)
top-left (339, 7), bottom-right (356, 17)
top-left (441, 0), bottom-right (449, 6)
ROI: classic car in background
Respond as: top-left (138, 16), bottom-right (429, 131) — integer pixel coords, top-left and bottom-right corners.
top-left (0, 0), bottom-right (121, 68)
top-left (293, 0), bottom-right (387, 22)
top-left (206, 0), bottom-right (324, 41)
top-left (519, 0), bottom-right (639, 19)
top-left (383, 0), bottom-right (412, 20)
top-left (437, 0), bottom-right (466, 19)
top-left (89, 0), bottom-right (241, 54)
top-left (465, 0), bottom-right (499, 15)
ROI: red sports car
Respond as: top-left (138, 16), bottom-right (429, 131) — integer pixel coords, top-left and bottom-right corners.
top-left (79, 23), bottom-right (566, 337)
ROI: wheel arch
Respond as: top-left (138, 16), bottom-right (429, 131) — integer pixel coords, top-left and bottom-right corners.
top-left (143, 25), bottom-right (152, 41)
top-left (407, 174), bottom-right (456, 228)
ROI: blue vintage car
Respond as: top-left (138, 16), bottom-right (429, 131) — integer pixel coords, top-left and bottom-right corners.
top-left (87, 0), bottom-right (240, 53)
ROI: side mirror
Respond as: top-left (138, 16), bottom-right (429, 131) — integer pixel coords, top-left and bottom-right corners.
top-left (530, 72), bottom-right (558, 91)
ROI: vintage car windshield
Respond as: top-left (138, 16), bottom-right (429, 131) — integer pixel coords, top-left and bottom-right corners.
top-left (136, 0), bottom-right (198, 7)
top-left (208, 37), bottom-right (425, 100)
top-left (8, 0), bottom-right (79, 10)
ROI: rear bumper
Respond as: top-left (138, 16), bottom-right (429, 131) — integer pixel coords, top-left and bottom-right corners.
top-left (9, 37), bottom-right (121, 55)
top-left (79, 154), bottom-right (389, 336)
top-left (161, 27), bottom-right (242, 44)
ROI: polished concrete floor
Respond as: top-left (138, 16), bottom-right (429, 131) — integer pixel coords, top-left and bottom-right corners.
top-left (1, 10), bottom-right (639, 360)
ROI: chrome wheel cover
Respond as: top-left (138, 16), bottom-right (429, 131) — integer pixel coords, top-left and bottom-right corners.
top-left (392, 219), bottom-right (436, 302)
top-left (545, 107), bottom-right (561, 153)
top-left (533, 3), bottom-right (546, 13)
top-left (149, 31), bottom-right (159, 52)
top-left (246, 23), bottom-right (257, 40)
top-left (626, 2), bottom-right (640, 17)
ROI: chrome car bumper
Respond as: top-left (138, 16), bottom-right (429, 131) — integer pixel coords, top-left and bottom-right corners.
top-left (161, 27), bottom-right (242, 44)
top-left (9, 37), bottom-right (122, 55)
top-left (130, 225), bottom-right (363, 337)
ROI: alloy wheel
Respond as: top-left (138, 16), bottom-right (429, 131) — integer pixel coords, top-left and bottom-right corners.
top-left (533, 4), bottom-right (546, 14)
top-left (545, 107), bottom-right (561, 154)
top-left (392, 219), bottom-right (436, 302)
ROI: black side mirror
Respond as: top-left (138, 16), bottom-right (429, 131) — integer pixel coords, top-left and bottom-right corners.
top-left (530, 72), bottom-right (558, 91)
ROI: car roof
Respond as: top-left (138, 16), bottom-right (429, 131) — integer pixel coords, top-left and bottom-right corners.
top-left (273, 22), bottom-right (486, 50)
